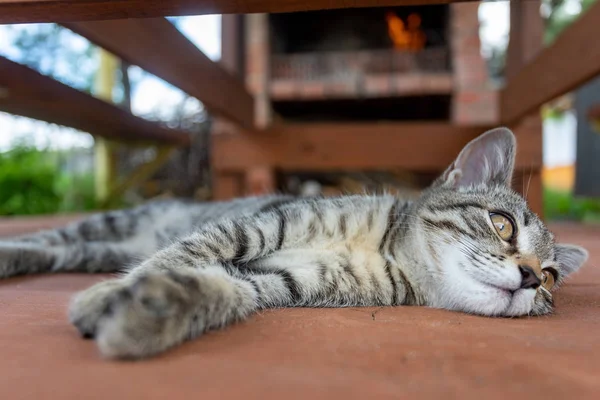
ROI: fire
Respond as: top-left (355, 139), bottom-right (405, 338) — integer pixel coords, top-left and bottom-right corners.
top-left (385, 11), bottom-right (426, 51)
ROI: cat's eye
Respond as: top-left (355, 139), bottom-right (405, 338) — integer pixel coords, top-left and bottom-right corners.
top-left (490, 213), bottom-right (515, 241)
top-left (542, 268), bottom-right (557, 291)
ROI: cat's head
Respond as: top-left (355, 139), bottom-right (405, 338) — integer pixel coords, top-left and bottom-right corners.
top-left (416, 127), bottom-right (588, 317)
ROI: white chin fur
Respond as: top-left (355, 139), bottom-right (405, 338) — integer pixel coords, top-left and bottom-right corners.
top-left (432, 285), bottom-right (536, 317)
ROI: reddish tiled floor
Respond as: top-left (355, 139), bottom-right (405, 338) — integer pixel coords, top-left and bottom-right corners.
top-left (0, 219), bottom-right (598, 399)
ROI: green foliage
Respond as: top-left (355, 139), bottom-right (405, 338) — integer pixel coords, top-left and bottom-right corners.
top-left (542, 105), bottom-right (567, 120)
top-left (0, 144), bottom-right (60, 215)
top-left (0, 142), bottom-right (99, 216)
top-left (544, 187), bottom-right (600, 223)
top-left (544, 0), bottom-right (598, 45)
top-left (55, 169), bottom-right (99, 214)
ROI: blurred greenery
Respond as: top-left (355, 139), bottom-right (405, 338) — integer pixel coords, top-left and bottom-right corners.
top-left (0, 141), bottom-right (98, 216)
top-left (544, 188), bottom-right (600, 223)
top-left (544, 0), bottom-right (598, 45)
top-left (486, 0), bottom-right (598, 83)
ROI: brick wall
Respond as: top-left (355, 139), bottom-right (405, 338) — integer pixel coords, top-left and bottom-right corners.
top-left (450, 3), bottom-right (498, 124)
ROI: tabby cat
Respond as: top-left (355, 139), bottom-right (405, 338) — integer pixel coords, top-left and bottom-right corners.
top-left (0, 128), bottom-right (588, 360)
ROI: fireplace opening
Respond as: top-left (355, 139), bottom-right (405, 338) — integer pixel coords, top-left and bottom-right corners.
top-left (270, 6), bottom-right (449, 54)
top-left (272, 95), bottom-right (452, 122)
top-left (269, 6), bottom-right (450, 80)
top-left (267, 6), bottom-right (453, 119)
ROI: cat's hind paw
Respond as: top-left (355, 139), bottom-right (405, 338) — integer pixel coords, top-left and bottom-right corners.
top-left (0, 242), bottom-right (56, 279)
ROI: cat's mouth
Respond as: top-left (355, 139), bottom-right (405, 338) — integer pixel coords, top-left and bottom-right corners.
top-left (482, 282), bottom-right (516, 297)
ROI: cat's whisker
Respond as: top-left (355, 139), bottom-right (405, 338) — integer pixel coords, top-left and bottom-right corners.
top-left (525, 162), bottom-right (533, 199)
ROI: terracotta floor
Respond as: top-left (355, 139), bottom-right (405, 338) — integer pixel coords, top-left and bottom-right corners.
top-left (0, 217), bottom-right (599, 399)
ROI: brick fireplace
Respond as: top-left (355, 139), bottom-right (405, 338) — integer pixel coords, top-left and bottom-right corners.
top-left (238, 3), bottom-right (497, 124)
top-left (269, 6), bottom-right (450, 107)
top-left (214, 3), bottom-right (522, 202)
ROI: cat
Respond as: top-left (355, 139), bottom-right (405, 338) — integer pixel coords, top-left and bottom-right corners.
top-left (0, 127), bottom-right (588, 360)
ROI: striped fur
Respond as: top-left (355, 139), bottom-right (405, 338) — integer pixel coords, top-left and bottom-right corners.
top-left (0, 128), bottom-right (588, 359)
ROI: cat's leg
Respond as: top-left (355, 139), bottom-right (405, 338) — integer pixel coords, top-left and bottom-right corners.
top-left (69, 265), bottom-right (259, 358)
top-left (0, 208), bottom-right (164, 278)
top-left (0, 238), bottom-right (155, 279)
top-left (67, 209), bottom-right (298, 354)
top-left (0, 199), bottom-right (210, 279)
top-left (7, 208), bottom-right (149, 246)
top-left (69, 249), bottom-right (403, 359)
top-left (0, 241), bottom-right (66, 278)
top-left (68, 198), bottom-right (399, 359)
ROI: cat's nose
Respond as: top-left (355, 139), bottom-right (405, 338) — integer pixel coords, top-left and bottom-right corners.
top-left (519, 265), bottom-right (541, 289)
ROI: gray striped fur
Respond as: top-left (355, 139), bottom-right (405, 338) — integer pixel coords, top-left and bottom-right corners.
top-left (0, 128), bottom-right (588, 359)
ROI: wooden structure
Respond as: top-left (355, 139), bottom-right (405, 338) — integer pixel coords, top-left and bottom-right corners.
top-left (211, 1), bottom-right (546, 214)
top-left (0, 0), bottom-right (599, 218)
top-left (0, 1), bottom-right (480, 23)
top-left (64, 19), bottom-right (255, 129)
top-left (0, 56), bottom-right (190, 145)
top-left (501, 3), bottom-right (600, 125)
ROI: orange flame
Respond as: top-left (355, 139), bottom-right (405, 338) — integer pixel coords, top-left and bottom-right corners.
top-left (385, 12), bottom-right (426, 51)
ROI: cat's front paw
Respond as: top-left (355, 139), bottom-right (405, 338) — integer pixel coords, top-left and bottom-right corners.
top-left (89, 271), bottom-right (200, 359)
top-left (69, 279), bottom-right (126, 339)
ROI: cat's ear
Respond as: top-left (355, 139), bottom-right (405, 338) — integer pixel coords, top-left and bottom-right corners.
top-left (555, 243), bottom-right (588, 277)
top-left (434, 127), bottom-right (516, 189)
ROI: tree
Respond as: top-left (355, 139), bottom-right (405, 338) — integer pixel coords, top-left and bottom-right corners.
top-left (3, 24), bottom-right (97, 92)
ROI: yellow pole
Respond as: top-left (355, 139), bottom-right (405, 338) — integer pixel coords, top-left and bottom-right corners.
top-left (93, 49), bottom-right (118, 205)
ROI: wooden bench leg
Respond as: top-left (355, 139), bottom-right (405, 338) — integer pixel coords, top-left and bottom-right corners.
top-left (212, 172), bottom-right (243, 200)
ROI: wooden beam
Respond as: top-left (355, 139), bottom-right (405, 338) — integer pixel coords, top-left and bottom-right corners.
top-left (93, 49), bottom-right (118, 205)
top-left (0, 56), bottom-right (190, 146)
top-left (504, 3), bottom-right (544, 217)
top-left (65, 18), bottom-right (254, 129)
top-left (505, 0), bottom-right (543, 79)
top-left (220, 15), bottom-right (243, 78)
top-left (245, 13), bottom-right (272, 128)
top-left (1, 0), bottom-right (478, 24)
top-left (501, 2), bottom-right (600, 125)
top-left (243, 14), bottom-right (276, 195)
top-left (213, 123), bottom-right (542, 172)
